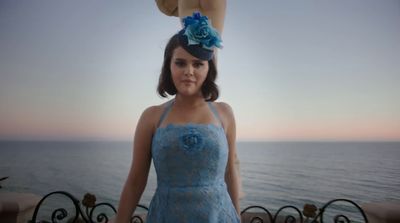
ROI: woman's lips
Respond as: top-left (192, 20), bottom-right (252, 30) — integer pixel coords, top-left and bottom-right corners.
top-left (181, 79), bottom-right (195, 84)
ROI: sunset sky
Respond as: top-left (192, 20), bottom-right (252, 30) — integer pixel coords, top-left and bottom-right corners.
top-left (0, 0), bottom-right (399, 141)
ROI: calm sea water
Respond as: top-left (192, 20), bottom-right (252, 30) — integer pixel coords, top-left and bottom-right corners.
top-left (1, 141), bottom-right (400, 221)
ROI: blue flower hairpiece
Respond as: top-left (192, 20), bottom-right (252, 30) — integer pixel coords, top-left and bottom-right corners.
top-left (182, 12), bottom-right (222, 50)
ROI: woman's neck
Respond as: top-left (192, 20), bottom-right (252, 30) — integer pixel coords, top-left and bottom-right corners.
top-left (174, 94), bottom-right (206, 109)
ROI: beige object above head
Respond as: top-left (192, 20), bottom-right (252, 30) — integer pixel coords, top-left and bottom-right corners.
top-left (155, 0), bottom-right (179, 17)
top-left (155, 0), bottom-right (226, 35)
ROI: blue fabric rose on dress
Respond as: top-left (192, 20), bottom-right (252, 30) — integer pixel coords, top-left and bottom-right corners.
top-left (182, 12), bottom-right (222, 50)
top-left (179, 127), bottom-right (204, 154)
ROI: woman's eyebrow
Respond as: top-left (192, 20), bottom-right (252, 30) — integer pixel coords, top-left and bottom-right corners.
top-left (174, 58), bottom-right (186, 61)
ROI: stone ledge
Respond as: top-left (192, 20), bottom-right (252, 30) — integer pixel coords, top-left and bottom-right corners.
top-left (0, 191), bottom-right (42, 223)
top-left (363, 202), bottom-right (400, 223)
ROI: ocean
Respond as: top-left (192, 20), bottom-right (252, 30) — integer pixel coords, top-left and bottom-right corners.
top-left (1, 141), bottom-right (400, 222)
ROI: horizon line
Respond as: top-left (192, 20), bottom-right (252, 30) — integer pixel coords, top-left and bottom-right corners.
top-left (1, 138), bottom-right (399, 143)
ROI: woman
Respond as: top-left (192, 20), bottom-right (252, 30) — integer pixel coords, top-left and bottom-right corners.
top-left (156, 0), bottom-right (245, 199)
top-left (115, 12), bottom-right (240, 223)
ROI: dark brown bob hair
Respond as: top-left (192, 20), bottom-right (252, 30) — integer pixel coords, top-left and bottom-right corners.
top-left (157, 33), bottom-right (219, 101)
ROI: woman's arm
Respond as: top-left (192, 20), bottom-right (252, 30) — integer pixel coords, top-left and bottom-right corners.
top-left (219, 102), bottom-right (241, 216)
top-left (115, 107), bottom-right (156, 223)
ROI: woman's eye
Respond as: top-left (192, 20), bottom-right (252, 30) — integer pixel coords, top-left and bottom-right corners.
top-left (193, 62), bottom-right (204, 68)
top-left (175, 61), bottom-right (185, 67)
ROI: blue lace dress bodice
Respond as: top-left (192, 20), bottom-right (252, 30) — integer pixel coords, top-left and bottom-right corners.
top-left (146, 101), bottom-right (240, 223)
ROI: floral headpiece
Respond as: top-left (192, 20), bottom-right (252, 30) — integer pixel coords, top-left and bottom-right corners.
top-left (178, 12), bottom-right (222, 60)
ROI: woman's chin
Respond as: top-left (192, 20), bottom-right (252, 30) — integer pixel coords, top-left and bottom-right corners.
top-left (177, 89), bottom-right (201, 97)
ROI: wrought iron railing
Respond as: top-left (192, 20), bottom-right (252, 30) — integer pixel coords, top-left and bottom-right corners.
top-left (29, 191), bottom-right (368, 223)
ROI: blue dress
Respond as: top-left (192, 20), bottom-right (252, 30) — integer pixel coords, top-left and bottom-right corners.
top-left (146, 100), bottom-right (240, 223)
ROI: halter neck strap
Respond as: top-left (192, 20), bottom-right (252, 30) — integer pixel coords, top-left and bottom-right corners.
top-left (157, 100), bottom-right (223, 127)
top-left (157, 100), bottom-right (174, 127)
top-left (207, 102), bottom-right (223, 126)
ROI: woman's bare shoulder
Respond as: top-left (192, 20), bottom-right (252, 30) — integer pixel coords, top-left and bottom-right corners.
top-left (140, 101), bottom-right (171, 127)
top-left (214, 101), bottom-right (234, 118)
top-left (142, 104), bottom-right (163, 116)
top-left (213, 101), bottom-right (235, 130)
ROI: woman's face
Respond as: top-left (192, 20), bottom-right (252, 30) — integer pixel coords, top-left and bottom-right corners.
top-left (170, 46), bottom-right (209, 97)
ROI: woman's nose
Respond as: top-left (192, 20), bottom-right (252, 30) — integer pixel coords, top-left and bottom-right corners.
top-left (184, 64), bottom-right (194, 76)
